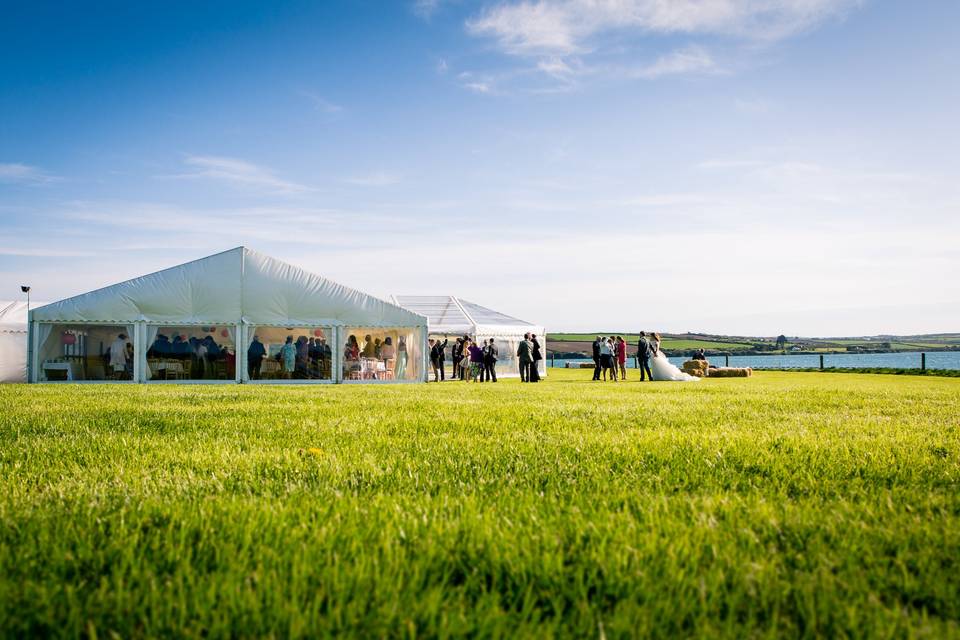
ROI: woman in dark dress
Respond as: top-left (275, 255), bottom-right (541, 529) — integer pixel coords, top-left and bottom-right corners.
top-left (529, 334), bottom-right (542, 382)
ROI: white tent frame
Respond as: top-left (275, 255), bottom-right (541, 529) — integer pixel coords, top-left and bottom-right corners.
top-left (390, 295), bottom-right (546, 378)
top-left (28, 248), bottom-right (429, 385)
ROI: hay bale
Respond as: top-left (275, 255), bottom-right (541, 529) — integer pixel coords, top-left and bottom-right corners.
top-left (682, 359), bottom-right (709, 377)
top-left (707, 367), bottom-right (752, 378)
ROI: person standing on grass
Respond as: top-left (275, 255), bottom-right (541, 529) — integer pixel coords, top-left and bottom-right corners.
top-left (468, 339), bottom-right (484, 382)
top-left (592, 336), bottom-right (602, 380)
top-left (452, 337), bottom-right (463, 380)
top-left (430, 336), bottom-right (448, 382)
top-left (529, 334), bottom-right (542, 382)
top-left (636, 331), bottom-right (653, 382)
top-left (517, 333), bottom-right (533, 382)
top-left (483, 338), bottom-right (498, 382)
top-left (608, 337), bottom-right (619, 381)
top-left (616, 336), bottom-right (627, 380)
top-left (598, 336), bottom-right (613, 381)
top-left (247, 335), bottom-right (266, 380)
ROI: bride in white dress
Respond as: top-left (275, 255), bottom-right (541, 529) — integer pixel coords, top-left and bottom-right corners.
top-left (650, 333), bottom-right (700, 382)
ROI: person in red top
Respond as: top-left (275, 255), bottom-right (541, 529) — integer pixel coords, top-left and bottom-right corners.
top-left (616, 336), bottom-right (627, 380)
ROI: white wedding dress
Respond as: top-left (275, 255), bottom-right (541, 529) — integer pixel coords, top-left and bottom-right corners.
top-left (650, 349), bottom-right (700, 382)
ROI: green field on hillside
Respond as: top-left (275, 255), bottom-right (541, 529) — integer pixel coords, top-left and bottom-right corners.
top-left (2, 372), bottom-right (959, 637)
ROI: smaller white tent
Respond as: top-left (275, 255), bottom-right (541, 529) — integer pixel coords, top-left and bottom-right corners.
top-left (391, 295), bottom-right (545, 378)
top-left (0, 301), bottom-right (31, 382)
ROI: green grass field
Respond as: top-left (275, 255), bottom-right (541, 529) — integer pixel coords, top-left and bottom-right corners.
top-left (2, 371), bottom-right (959, 638)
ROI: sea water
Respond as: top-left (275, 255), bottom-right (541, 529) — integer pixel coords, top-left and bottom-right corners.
top-left (550, 351), bottom-right (960, 371)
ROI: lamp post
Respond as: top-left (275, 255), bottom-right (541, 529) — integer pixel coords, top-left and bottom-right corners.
top-left (21, 285), bottom-right (30, 314)
top-left (21, 285), bottom-right (31, 382)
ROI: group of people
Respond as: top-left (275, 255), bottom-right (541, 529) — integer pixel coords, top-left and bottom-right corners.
top-left (515, 332), bottom-right (543, 382)
top-left (592, 335), bottom-right (629, 381)
top-left (344, 334), bottom-right (408, 380)
top-left (429, 335), bottom-right (499, 382)
top-left (592, 332), bottom-right (700, 382)
top-left (247, 334), bottom-right (333, 380)
top-left (149, 332), bottom-right (234, 379)
top-left (427, 332), bottom-right (543, 383)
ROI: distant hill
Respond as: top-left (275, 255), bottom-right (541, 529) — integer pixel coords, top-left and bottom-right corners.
top-left (545, 332), bottom-right (960, 357)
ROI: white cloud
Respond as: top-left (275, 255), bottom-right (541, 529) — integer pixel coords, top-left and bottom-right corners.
top-left (299, 91), bottom-right (343, 114)
top-left (167, 155), bottom-right (314, 194)
top-left (468, 0), bottom-right (862, 55)
top-left (633, 45), bottom-right (717, 78)
top-left (413, 0), bottom-right (444, 18)
top-left (464, 0), bottom-right (862, 86)
top-left (341, 172), bottom-right (402, 187)
top-left (0, 163), bottom-right (59, 185)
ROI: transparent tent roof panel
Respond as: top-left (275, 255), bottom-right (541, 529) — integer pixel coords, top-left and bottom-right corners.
top-left (393, 296), bottom-right (538, 331)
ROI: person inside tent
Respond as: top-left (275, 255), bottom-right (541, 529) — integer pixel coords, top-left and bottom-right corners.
top-left (223, 346), bottom-right (236, 380)
top-left (362, 334), bottom-right (376, 358)
top-left (247, 335), bottom-right (266, 380)
top-left (295, 335), bottom-right (309, 378)
top-left (279, 336), bottom-right (296, 379)
top-left (108, 333), bottom-right (130, 380)
top-left (396, 336), bottom-right (407, 379)
top-left (319, 338), bottom-right (332, 378)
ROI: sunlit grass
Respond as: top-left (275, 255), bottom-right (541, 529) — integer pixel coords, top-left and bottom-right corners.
top-left (1, 371), bottom-right (958, 637)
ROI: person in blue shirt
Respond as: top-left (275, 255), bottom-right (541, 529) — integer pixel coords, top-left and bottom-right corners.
top-left (279, 336), bottom-right (297, 379)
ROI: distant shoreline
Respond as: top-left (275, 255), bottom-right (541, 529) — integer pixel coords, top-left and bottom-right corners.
top-left (546, 332), bottom-right (960, 358)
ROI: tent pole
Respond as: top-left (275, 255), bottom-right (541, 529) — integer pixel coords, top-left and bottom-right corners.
top-left (133, 322), bottom-right (143, 383)
top-left (236, 322), bottom-right (245, 383)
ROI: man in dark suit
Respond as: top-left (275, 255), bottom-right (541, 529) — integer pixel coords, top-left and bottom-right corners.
top-left (482, 338), bottom-right (498, 382)
top-left (592, 336), bottom-right (602, 380)
top-left (516, 333), bottom-right (533, 382)
top-left (430, 336), bottom-right (448, 382)
top-left (636, 331), bottom-right (653, 382)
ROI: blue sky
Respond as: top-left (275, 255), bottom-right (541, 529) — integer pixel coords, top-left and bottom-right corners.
top-left (1, 0), bottom-right (958, 335)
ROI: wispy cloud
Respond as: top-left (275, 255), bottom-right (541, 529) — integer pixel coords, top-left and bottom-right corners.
top-left (341, 172), bottom-right (402, 187)
top-left (468, 0), bottom-right (862, 55)
top-left (632, 45), bottom-right (717, 79)
top-left (0, 163), bottom-right (59, 185)
top-left (413, 0), bottom-right (458, 19)
top-left (299, 90), bottom-right (343, 114)
top-left (166, 155), bottom-right (314, 194)
top-left (462, 0), bottom-right (862, 89)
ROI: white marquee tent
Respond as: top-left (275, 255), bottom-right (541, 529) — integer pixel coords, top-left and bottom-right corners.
top-left (28, 247), bottom-right (428, 383)
top-left (391, 295), bottom-right (545, 378)
top-left (0, 300), bottom-right (34, 383)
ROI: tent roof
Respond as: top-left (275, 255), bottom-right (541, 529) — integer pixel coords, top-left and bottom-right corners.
top-left (0, 300), bottom-right (33, 333)
top-left (391, 295), bottom-right (542, 336)
top-left (32, 247), bottom-right (426, 327)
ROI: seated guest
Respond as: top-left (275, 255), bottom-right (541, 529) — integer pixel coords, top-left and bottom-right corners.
top-left (692, 348), bottom-right (707, 361)
top-left (346, 335), bottom-right (360, 360)
top-left (203, 335), bottom-right (220, 358)
top-left (224, 347), bottom-right (236, 379)
top-left (151, 333), bottom-right (171, 357)
top-left (361, 335), bottom-right (376, 358)
top-left (380, 336), bottom-right (395, 360)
